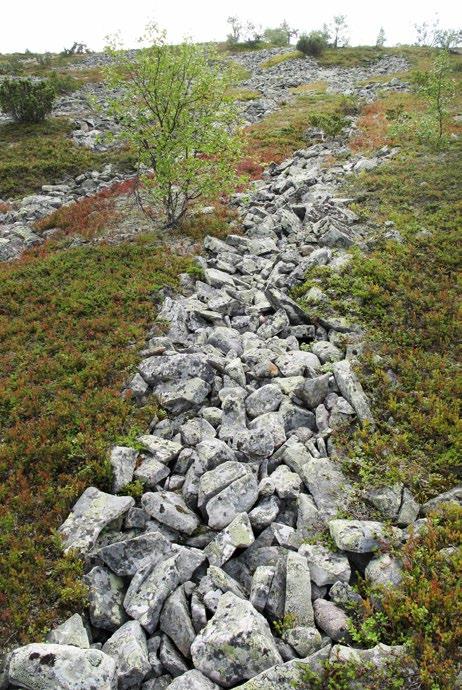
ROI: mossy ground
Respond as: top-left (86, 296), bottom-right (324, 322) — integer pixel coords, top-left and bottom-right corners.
top-left (0, 118), bottom-right (134, 199)
top-left (0, 238), bottom-right (195, 647)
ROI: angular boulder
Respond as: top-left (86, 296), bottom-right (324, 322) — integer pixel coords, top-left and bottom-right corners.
top-left (191, 592), bottom-right (282, 687)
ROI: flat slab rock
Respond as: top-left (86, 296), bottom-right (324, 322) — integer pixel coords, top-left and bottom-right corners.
top-left (234, 645), bottom-right (331, 689)
top-left (8, 643), bottom-right (117, 690)
top-left (58, 487), bottom-right (134, 553)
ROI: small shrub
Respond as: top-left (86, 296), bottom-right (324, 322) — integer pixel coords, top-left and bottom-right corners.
top-left (0, 78), bottom-right (55, 123)
top-left (297, 32), bottom-right (328, 58)
top-left (47, 71), bottom-right (81, 95)
top-left (308, 112), bottom-right (347, 137)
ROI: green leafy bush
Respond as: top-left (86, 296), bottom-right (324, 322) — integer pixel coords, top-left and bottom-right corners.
top-left (297, 32), bottom-right (328, 58)
top-left (0, 77), bottom-right (55, 123)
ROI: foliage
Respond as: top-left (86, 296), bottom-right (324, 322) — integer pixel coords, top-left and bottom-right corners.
top-left (308, 111), bottom-right (348, 136)
top-left (264, 27), bottom-right (290, 47)
top-left (226, 16), bottom-right (243, 44)
top-left (298, 657), bottom-right (415, 689)
top-left (376, 27), bottom-right (386, 48)
top-left (391, 51), bottom-right (456, 148)
top-left (414, 17), bottom-right (462, 49)
top-left (0, 118), bottom-right (133, 199)
top-left (0, 238), bottom-right (193, 648)
top-left (47, 70), bottom-right (82, 94)
top-left (297, 32), bottom-right (328, 58)
top-left (104, 27), bottom-right (243, 227)
top-left (0, 77), bottom-right (55, 123)
top-left (260, 50), bottom-right (303, 69)
top-left (324, 15), bottom-right (350, 49)
top-left (296, 88), bottom-right (461, 500)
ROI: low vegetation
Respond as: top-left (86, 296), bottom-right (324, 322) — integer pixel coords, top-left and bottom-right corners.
top-left (0, 239), bottom-right (194, 647)
top-left (0, 77), bottom-right (55, 123)
top-left (259, 50), bottom-right (303, 69)
top-left (294, 54), bottom-right (461, 690)
top-left (0, 119), bottom-right (134, 199)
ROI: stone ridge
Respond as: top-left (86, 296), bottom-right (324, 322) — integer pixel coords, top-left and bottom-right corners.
top-left (4, 53), bottom-right (448, 690)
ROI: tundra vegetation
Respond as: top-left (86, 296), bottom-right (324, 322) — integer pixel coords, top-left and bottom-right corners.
top-left (0, 23), bottom-right (460, 690)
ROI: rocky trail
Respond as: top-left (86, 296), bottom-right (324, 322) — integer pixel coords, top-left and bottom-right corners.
top-left (2, 49), bottom-right (460, 690)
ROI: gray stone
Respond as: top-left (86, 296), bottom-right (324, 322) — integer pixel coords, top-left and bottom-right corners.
top-left (329, 519), bottom-right (403, 553)
top-left (333, 360), bottom-right (374, 425)
top-left (313, 599), bottom-right (350, 642)
top-left (8, 644), bottom-right (117, 690)
top-left (282, 626), bottom-right (323, 657)
top-left (110, 446), bottom-right (138, 493)
top-left (204, 512), bottom-right (254, 566)
top-left (249, 412), bottom-right (286, 448)
top-left (141, 491), bottom-right (200, 535)
top-left (270, 465), bottom-right (302, 499)
top-left (329, 581), bottom-right (364, 609)
top-left (249, 496), bottom-right (281, 530)
top-left (208, 326), bottom-right (243, 355)
top-left (275, 351), bottom-right (321, 377)
top-left (285, 551), bottom-right (313, 626)
top-left (138, 353), bottom-right (214, 385)
top-left (137, 436), bottom-right (182, 463)
top-left (180, 418), bottom-right (216, 446)
top-left (124, 556), bottom-right (180, 634)
top-left (233, 645), bottom-right (331, 689)
top-left (134, 456), bottom-right (170, 488)
top-left (421, 486), bottom-right (462, 514)
top-left (157, 378), bottom-right (211, 414)
top-left (245, 384), bottom-right (283, 419)
top-left (102, 621), bottom-right (150, 690)
top-left (195, 438), bottom-right (235, 471)
top-left (58, 487), bottom-right (134, 553)
top-left (250, 566), bottom-right (275, 612)
top-left (191, 592), bottom-right (282, 687)
top-left (159, 586), bottom-right (196, 658)
top-left (84, 566), bottom-right (127, 632)
top-left (299, 544), bottom-right (351, 587)
top-left (45, 614), bottom-right (90, 649)
top-left (206, 473), bottom-right (259, 530)
top-left (208, 565), bottom-right (246, 599)
top-left (365, 554), bottom-right (402, 587)
top-left (167, 670), bottom-right (220, 689)
top-left (296, 494), bottom-right (323, 540)
top-left (159, 635), bottom-right (189, 677)
top-left (296, 374), bottom-right (330, 409)
top-left (300, 457), bottom-right (351, 517)
top-left (97, 532), bottom-right (173, 576)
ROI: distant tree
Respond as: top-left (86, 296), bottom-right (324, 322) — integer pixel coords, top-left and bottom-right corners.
top-left (376, 27), bottom-right (386, 48)
top-left (280, 19), bottom-right (299, 45)
top-left (226, 16), bottom-right (243, 44)
top-left (414, 17), bottom-right (462, 49)
top-left (391, 50), bottom-right (456, 148)
top-left (330, 15), bottom-right (349, 48)
top-left (104, 26), bottom-right (243, 227)
top-left (245, 21), bottom-right (264, 46)
top-left (263, 27), bottom-right (288, 47)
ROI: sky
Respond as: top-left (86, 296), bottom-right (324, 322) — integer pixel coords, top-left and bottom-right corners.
top-left (1, 0), bottom-right (461, 54)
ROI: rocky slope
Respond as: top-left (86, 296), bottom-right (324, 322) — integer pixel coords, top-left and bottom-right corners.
top-left (4, 49), bottom-right (460, 690)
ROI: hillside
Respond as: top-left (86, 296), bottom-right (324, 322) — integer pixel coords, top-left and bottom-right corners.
top-left (0, 42), bottom-right (461, 690)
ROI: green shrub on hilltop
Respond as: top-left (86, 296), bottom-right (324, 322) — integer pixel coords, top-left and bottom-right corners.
top-left (0, 77), bottom-right (55, 123)
top-left (297, 32), bottom-right (328, 58)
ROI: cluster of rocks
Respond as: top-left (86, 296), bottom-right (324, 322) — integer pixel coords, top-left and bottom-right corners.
top-left (6, 134), bottom-right (459, 690)
top-left (0, 165), bottom-right (137, 261)
top-left (234, 48), bottom-right (409, 122)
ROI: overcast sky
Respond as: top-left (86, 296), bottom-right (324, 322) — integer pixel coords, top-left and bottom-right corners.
top-left (1, 1), bottom-right (461, 53)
